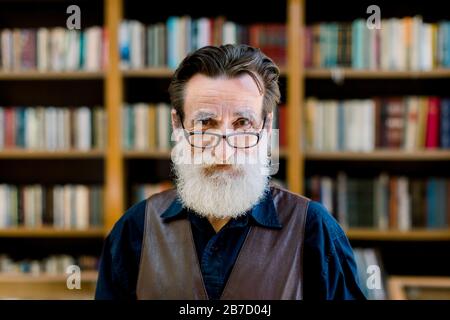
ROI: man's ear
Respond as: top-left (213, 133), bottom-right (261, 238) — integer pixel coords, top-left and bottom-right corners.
top-left (265, 111), bottom-right (273, 136)
top-left (171, 108), bottom-right (183, 143)
top-left (171, 108), bottom-right (181, 129)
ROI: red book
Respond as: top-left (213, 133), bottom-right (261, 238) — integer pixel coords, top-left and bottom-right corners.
top-left (4, 107), bottom-right (16, 148)
top-left (425, 97), bottom-right (440, 149)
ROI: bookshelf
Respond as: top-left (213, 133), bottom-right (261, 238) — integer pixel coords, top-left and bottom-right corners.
top-left (0, 0), bottom-right (449, 299)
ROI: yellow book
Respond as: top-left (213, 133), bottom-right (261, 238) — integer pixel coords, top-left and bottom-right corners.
top-left (148, 103), bottom-right (157, 149)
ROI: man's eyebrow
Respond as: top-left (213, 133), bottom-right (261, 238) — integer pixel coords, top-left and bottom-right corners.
top-left (191, 110), bottom-right (217, 121)
top-left (232, 110), bottom-right (257, 121)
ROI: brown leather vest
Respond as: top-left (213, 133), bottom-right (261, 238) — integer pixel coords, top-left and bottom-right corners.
top-left (136, 184), bottom-right (309, 300)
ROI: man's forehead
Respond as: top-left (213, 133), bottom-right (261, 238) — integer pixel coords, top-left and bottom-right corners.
top-left (185, 73), bottom-right (262, 97)
top-left (192, 107), bottom-right (258, 118)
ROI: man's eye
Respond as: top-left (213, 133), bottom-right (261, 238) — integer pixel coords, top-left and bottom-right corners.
top-left (196, 119), bottom-right (212, 126)
top-left (235, 118), bottom-right (250, 128)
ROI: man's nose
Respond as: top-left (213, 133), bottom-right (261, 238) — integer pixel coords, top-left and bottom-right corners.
top-left (212, 135), bottom-right (236, 164)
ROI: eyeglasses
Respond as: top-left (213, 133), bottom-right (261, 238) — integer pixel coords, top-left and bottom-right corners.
top-left (179, 116), bottom-right (267, 149)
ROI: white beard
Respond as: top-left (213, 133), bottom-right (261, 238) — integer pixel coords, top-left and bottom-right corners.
top-left (173, 154), bottom-right (270, 220)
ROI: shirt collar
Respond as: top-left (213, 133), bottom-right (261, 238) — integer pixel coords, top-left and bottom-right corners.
top-left (160, 188), bottom-right (282, 229)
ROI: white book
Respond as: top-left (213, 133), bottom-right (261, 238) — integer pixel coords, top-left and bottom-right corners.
top-left (156, 103), bottom-right (170, 149)
top-left (76, 107), bottom-right (91, 150)
top-left (63, 185), bottom-right (72, 229)
top-left (55, 108), bottom-right (64, 149)
top-left (364, 100), bottom-right (375, 151)
top-left (0, 29), bottom-right (12, 70)
top-left (129, 21), bottom-right (145, 69)
top-left (0, 185), bottom-right (7, 228)
top-left (410, 16), bottom-right (423, 71)
top-left (37, 28), bottom-right (49, 71)
top-left (50, 27), bottom-right (66, 71)
top-left (223, 21), bottom-right (237, 45)
top-left (367, 28), bottom-right (377, 70)
top-left (65, 30), bottom-right (80, 70)
top-left (329, 101), bottom-right (339, 151)
top-left (197, 18), bottom-right (211, 49)
top-left (323, 101), bottom-right (333, 151)
top-left (421, 24), bottom-right (433, 70)
top-left (85, 26), bottom-right (102, 71)
top-left (63, 108), bottom-right (71, 149)
top-left (380, 20), bottom-right (390, 70)
top-left (320, 176), bottom-right (334, 214)
top-left (45, 107), bottom-right (57, 150)
top-left (75, 185), bottom-right (89, 229)
top-left (134, 103), bottom-right (149, 150)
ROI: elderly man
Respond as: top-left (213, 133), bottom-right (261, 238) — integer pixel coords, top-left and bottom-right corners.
top-left (95, 44), bottom-right (365, 300)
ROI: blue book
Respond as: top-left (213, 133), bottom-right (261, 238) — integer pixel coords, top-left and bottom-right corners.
top-left (426, 178), bottom-right (437, 229)
top-left (441, 99), bottom-right (450, 148)
top-left (167, 16), bottom-right (179, 69)
top-left (351, 19), bottom-right (365, 69)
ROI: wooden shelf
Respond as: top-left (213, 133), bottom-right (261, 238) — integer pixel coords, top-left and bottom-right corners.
top-left (305, 150), bottom-right (450, 161)
top-left (305, 68), bottom-right (450, 79)
top-left (0, 227), bottom-right (105, 238)
top-left (0, 271), bottom-right (98, 283)
top-left (346, 228), bottom-right (450, 241)
top-left (122, 68), bottom-right (174, 78)
top-left (0, 149), bottom-right (105, 159)
top-left (123, 149), bottom-right (172, 159)
top-left (0, 71), bottom-right (104, 80)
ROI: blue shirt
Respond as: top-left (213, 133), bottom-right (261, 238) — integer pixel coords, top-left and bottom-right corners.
top-left (95, 190), bottom-right (366, 300)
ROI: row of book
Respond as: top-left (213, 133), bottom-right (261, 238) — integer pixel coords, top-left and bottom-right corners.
top-left (304, 97), bottom-right (450, 151)
top-left (306, 173), bottom-right (450, 230)
top-left (353, 248), bottom-right (387, 300)
top-left (305, 17), bottom-right (450, 70)
top-left (0, 27), bottom-right (107, 72)
top-left (122, 103), bottom-right (288, 151)
top-left (132, 182), bottom-right (173, 204)
top-left (0, 254), bottom-right (98, 275)
top-left (123, 103), bottom-right (173, 150)
top-left (0, 184), bottom-right (103, 229)
top-left (120, 17), bottom-right (286, 70)
top-left (0, 106), bottom-right (106, 151)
